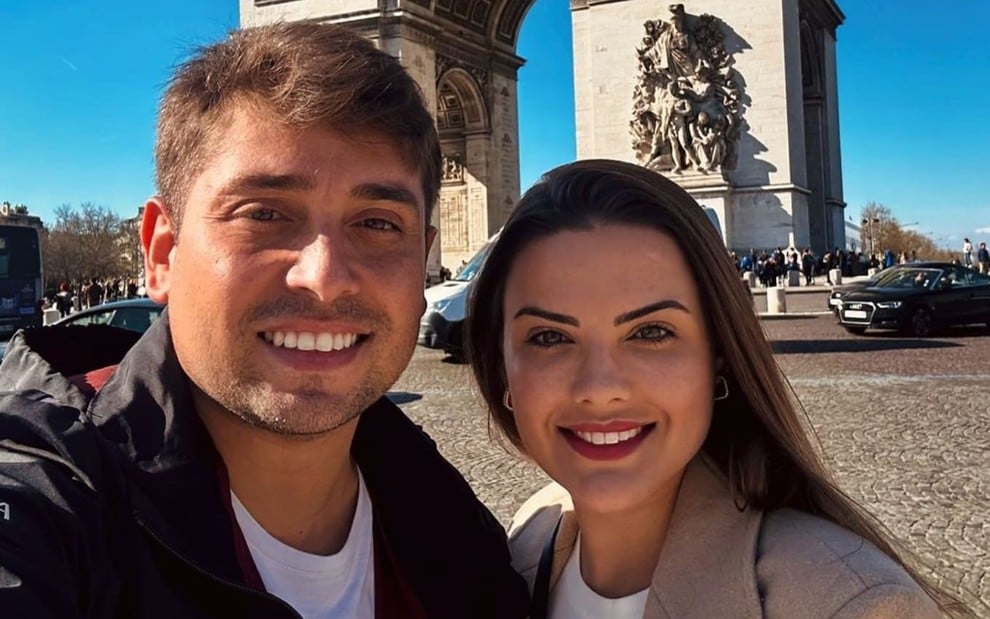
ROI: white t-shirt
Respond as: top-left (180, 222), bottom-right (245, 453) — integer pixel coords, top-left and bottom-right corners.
top-left (549, 535), bottom-right (649, 619)
top-left (231, 470), bottom-right (375, 619)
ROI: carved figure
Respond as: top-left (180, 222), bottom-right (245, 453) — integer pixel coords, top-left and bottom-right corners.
top-left (690, 111), bottom-right (726, 172)
top-left (651, 81), bottom-right (697, 173)
top-left (441, 154), bottom-right (464, 182)
top-left (631, 5), bottom-right (744, 174)
top-left (653, 4), bottom-right (700, 80)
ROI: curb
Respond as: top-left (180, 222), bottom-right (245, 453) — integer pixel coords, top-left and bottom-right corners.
top-left (757, 311), bottom-right (833, 319)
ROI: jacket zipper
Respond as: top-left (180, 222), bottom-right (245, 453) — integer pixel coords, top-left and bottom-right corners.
top-left (134, 513), bottom-right (303, 619)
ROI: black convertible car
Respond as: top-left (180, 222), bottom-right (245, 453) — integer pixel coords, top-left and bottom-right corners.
top-left (837, 262), bottom-right (990, 336)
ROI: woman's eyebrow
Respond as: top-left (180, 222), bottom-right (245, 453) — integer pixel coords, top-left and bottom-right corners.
top-left (614, 300), bottom-right (690, 326)
top-left (513, 306), bottom-right (579, 326)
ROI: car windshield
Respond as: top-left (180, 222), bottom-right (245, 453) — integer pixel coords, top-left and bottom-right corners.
top-left (874, 268), bottom-right (942, 290)
top-left (452, 242), bottom-right (494, 282)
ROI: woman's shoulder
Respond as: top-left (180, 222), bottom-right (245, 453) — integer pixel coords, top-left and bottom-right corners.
top-left (757, 508), bottom-right (939, 617)
top-left (506, 482), bottom-right (573, 586)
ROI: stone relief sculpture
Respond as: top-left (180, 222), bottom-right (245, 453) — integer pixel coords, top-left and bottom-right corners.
top-left (631, 4), bottom-right (743, 175)
top-left (441, 154), bottom-right (465, 183)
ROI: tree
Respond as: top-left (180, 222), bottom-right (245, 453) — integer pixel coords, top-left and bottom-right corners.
top-left (42, 203), bottom-right (135, 291)
top-left (858, 202), bottom-right (953, 262)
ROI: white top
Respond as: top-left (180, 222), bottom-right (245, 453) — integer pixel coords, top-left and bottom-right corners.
top-left (231, 470), bottom-right (375, 619)
top-left (549, 535), bottom-right (649, 619)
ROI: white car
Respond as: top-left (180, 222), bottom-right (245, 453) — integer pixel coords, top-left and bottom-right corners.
top-left (418, 234), bottom-right (497, 361)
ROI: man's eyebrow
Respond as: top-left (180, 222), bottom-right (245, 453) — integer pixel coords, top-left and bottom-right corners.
top-left (350, 183), bottom-right (422, 213)
top-left (513, 306), bottom-right (579, 327)
top-left (614, 300), bottom-right (690, 325)
top-left (218, 172), bottom-right (317, 194)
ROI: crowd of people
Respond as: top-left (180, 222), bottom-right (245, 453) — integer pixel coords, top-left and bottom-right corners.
top-left (0, 21), bottom-right (968, 619)
top-left (47, 277), bottom-right (145, 317)
top-left (731, 246), bottom-right (872, 287)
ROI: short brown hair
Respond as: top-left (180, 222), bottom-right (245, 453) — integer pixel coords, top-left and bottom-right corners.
top-left (466, 159), bottom-right (964, 614)
top-left (155, 21), bottom-right (440, 230)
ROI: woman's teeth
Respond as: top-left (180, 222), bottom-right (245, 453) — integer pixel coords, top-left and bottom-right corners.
top-left (262, 331), bottom-right (359, 352)
top-left (573, 426), bottom-right (643, 445)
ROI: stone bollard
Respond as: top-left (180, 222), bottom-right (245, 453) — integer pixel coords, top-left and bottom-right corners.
top-left (766, 287), bottom-right (786, 314)
top-left (787, 270), bottom-right (802, 287)
top-left (867, 267), bottom-right (880, 278)
top-left (43, 308), bottom-right (61, 325)
top-left (829, 268), bottom-right (842, 285)
top-left (743, 271), bottom-right (756, 288)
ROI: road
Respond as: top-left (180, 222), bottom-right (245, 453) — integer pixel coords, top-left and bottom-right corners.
top-left (393, 304), bottom-right (990, 614)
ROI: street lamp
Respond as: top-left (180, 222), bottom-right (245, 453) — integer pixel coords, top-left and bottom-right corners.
top-left (862, 217), bottom-right (880, 256)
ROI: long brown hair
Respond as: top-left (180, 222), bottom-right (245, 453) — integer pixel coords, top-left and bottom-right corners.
top-left (466, 159), bottom-right (964, 614)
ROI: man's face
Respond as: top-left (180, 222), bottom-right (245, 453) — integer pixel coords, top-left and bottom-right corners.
top-left (145, 106), bottom-right (434, 435)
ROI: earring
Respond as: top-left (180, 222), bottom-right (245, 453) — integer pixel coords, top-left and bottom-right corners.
top-left (714, 375), bottom-right (729, 401)
top-left (503, 389), bottom-right (514, 411)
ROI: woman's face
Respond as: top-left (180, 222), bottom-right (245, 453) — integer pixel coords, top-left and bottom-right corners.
top-left (502, 224), bottom-right (715, 516)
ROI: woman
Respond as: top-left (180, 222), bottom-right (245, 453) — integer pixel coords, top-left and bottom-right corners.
top-left (465, 160), bottom-right (962, 618)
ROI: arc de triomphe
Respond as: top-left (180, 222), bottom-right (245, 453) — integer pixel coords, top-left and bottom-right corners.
top-left (240, 0), bottom-right (846, 267)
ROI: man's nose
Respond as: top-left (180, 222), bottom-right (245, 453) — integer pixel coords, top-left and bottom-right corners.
top-left (285, 234), bottom-right (360, 302)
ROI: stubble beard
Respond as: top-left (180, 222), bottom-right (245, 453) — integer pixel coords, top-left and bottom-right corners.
top-left (191, 296), bottom-right (415, 437)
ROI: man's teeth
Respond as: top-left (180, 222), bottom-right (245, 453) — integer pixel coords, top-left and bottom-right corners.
top-left (574, 427), bottom-right (643, 445)
top-left (263, 331), bottom-right (359, 352)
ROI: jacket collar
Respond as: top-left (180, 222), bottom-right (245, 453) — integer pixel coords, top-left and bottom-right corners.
top-left (550, 457), bottom-right (764, 618)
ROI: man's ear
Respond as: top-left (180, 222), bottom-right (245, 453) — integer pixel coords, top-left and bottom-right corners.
top-left (141, 197), bottom-right (177, 304)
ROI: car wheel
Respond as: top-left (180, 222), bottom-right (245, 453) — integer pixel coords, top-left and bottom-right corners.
top-left (843, 326), bottom-right (867, 335)
top-left (906, 307), bottom-right (932, 337)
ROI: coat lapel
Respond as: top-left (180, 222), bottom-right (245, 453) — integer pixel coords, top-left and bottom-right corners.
top-left (644, 457), bottom-right (764, 618)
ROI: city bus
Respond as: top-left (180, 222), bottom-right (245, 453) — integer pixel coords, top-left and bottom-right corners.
top-left (0, 219), bottom-right (44, 336)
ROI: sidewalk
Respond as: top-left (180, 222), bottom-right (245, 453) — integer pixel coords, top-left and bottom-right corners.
top-left (749, 274), bottom-right (873, 296)
top-left (748, 274), bottom-right (875, 319)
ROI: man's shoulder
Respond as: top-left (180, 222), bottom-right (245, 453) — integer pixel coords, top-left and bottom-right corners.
top-left (0, 389), bottom-right (108, 488)
top-left (757, 509), bottom-right (938, 617)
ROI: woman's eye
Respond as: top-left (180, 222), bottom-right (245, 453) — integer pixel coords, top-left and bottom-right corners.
top-left (527, 330), bottom-right (570, 347)
top-left (633, 324), bottom-right (671, 342)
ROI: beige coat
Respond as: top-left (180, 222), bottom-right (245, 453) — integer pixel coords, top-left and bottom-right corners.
top-left (509, 458), bottom-right (940, 618)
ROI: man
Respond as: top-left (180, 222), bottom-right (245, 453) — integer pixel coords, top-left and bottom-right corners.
top-left (0, 22), bottom-right (528, 618)
top-left (977, 242), bottom-right (990, 274)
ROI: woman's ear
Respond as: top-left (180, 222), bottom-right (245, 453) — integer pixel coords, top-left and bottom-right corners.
top-left (141, 197), bottom-right (177, 304)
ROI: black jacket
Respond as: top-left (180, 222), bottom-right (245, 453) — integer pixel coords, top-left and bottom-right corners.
top-left (0, 315), bottom-right (529, 618)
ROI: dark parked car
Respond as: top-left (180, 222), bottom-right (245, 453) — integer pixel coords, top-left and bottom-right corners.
top-left (52, 298), bottom-right (164, 333)
top-left (827, 265), bottom-right (909, 313)
top-left (0, 298), bottom-right (164, 361)
top-left (837, 262), bottom-right (990, 336)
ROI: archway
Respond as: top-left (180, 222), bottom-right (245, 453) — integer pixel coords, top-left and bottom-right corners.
top-left (434, 68), bottom-right (491, 270)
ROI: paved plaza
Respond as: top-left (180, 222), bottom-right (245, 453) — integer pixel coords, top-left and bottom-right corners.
top-left (392, 303), bottom-right (990, 614)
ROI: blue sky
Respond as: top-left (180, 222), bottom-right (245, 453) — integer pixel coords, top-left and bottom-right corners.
top-left (1, 0), bottom-right (987, 249)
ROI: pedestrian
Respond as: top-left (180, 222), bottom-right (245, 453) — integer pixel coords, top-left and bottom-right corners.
top-left (978, 242), bottom-right (990, 274)
top-left (464, 159), bottom-right (963, 618)
top-left (54, 281), bottom-right (73, 317)
top-left (801, 247), bottom-right (815, 285)
top-left (963, 238), bottom-right (973, 267)
top-left (86, 276), bottom-right (103, 308)
top-left (0, 22), bottom-right (527, 618)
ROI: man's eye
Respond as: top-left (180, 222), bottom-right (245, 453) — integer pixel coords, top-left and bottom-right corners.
top-left (633, 324), bottom-right (671, 342)
top-left (527, 330), bottom-right (570, 348)
top-left (247, 208), bottom-right (278, 221)
top-left (361, 218), bottom-right (400, 232)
